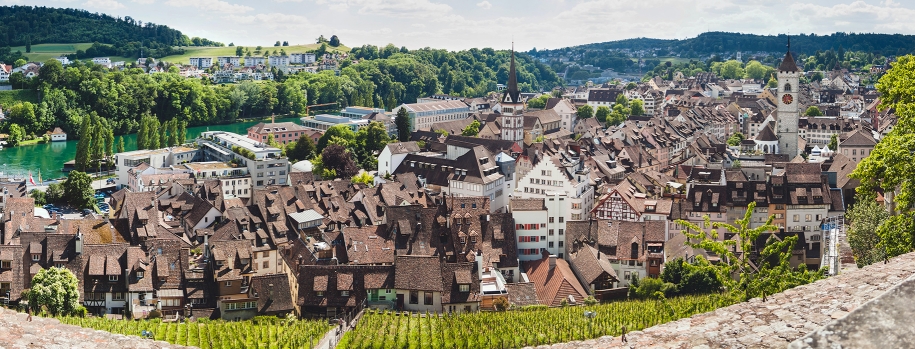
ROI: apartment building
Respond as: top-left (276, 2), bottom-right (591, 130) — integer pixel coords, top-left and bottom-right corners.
top-left (198, 131), bottom-right (289, 189)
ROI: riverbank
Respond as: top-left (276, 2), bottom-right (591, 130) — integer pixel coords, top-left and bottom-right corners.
top-left (0, 116), bottom-right (302, 179)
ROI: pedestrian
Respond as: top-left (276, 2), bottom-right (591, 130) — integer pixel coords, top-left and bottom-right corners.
top-left (621, 325), bottom-right (627, 343)
top-left (26, 305), bottom-right (32, 322)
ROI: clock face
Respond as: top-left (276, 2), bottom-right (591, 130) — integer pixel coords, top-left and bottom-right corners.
top-left (782, 94), bottom-right (794, 105)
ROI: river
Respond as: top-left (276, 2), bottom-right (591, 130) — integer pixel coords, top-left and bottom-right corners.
top-left (1, 117), bottom-right (301, 180)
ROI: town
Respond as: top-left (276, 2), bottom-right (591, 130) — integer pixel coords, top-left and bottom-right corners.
top-left (0, 40), bottom-right (888, 320)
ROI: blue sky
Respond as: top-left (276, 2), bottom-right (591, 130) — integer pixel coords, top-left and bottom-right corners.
top-left (9, 0), bottom-right (915, 50)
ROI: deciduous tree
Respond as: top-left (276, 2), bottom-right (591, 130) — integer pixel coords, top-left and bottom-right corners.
top-left (576, 105), bottom-right (594, 119)
top-left (395, 107), bottom-right (411, 142)
top-left (28, 267), bottom-right (83, 316)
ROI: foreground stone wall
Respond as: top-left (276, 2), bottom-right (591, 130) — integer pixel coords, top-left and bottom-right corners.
top-left (531, 252), bottom-right (915, 349)
top-left (0, 307), bottom-right (193, 349)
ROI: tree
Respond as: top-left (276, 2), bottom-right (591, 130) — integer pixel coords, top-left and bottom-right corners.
top-left (236, 46), bottom-right (244, 56)
top-left (45, 183), bottom-right (64, 204)
top-left (744, 60), bottom-right (772, 80)
top-left (615, 93), bottom-right (629, 108)
top-left (7, 123), bottom-right (24, 146)
top-left (282, 41), bottom-right (289, 46)
top-left (287, 134), bottom-right (317, 162)
top-left (828, 134), bottom-right (838, 150)
top-left (714, 60), bottom-right (745, 79)
top-left (766, 74), bottom-right (778, 88)
top-left (595, 106), bottom-right (611, 123)
top-left (178, 120), bottom-right (187, 145)
top-left (805, 106), bottom-right (823, 116)
top-left (461, 120), bottom-right (481, 137)
top-left (116, 136), bottom-right (125, 153)
top-left (168, 118), bottom-right (179, 146)
top-left (629, 277), bottom-right (677, 300)
top-left (526, 94), bottom-right (550, 109)
top-left (74, 115), bottom-right (92, 171)
top-left (329, 35), bottom-right (341, 47)
top-left (727, 132), bottom-right (745, 147)
top-left (317, 124), bottom-right (356, 152)
top-left (576, 105), bottom-right (594, 119)
top-left (351, 171), bottom-right (373, 186)
top-left (316, 35), bottom-right (327, 44)
top-left (660, 257), bottom-right (722, 295)
top-left (28, 267), bottom-right (83, 316)
top-left (319, 144), bottom-right (359, 179)
top-left (14, 58), bottom-right (26, 67)
top-left (675, 201), bottom-right (823, 301)
top-left (356, 121), bottom-right (391, 154)
top-left (62, 171), bottom-right (94, 209)
top-left (630, 99), bottom-right (645, 116)
top-left (30, 189), bottom-right (46, 206)
top-left (38, 59), bottom-right (64, 86)
top-left (846, 193), bottom-right (891, 267)
top-left (395, 107), bottom-right (411, 142)
top-left (274, 41), bottom-right (281, 47)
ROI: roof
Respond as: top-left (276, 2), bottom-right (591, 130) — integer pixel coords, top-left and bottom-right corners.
top-left (510, 198), bottom-right (546, 211)
top-left (778, 50), bottom-right (801, 73)
top-left (403, 100), bottom-right (469, 112)
top-left (505, 282), bottom-right (540, 306)
top-left (502, 49), bottom-right (521, 104)
top-left (249, 122), bottom-right (307, 134)
top-left (569, 244), bottom-right (618, 285)
top-left (288, 209), bottom-right (323, 223)
top-left (588, 89), bottom-right (622, 103)
top-left (394, 255), bottom-right (443, 291)
top-left (522, 252), bottom-right (589, 307)
top-left (755, 124), bottom-right (778, 142)
top-left (839, 129), bottom-right (877, 147)
top-left (385, 141), bottom-right (421, 155)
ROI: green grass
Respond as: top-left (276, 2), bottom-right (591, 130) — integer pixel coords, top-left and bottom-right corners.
top-left (159, 44), bottom-right (351, 64)
top-left (0, 89), bottom-right (39, 107)
top-left (338, 293), bottom-right (740, 349)
top-left (10, 43), bottom-right (94, 63)
top-left (58, 315), bottom-right (332, 349)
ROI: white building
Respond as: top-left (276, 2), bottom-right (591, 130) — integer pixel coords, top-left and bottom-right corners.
top-left (393, 100), bottom-right (471, 133)
top-left (217, 56), bottom-right (241, 67)
top-left (290, 53), bottom-right (316, 64)
top-left (198, 131), bottom-right (289, 189)
top-left (378, 141), bottom-right (421, 177)
top-left (511, 196), bottom-right (570, 261)
top-left (183, 162), bottom-right (252, 198)
top-left (268, 55), bottom-right (290, 67)
top-left (114, 147), bottom-right (199, 189)
top-left (55, 56), bottom-right (70, 65)
top-left (515, 153), bottom-right (595, 221)
top-left (92, 57), bottom-right (111, 67)
top-left (189, 57), bottom-right (213, 69)
top-left (548, 98), bottom-right (577, 132)
top-left (301, 114), bottom-right (369, 132)
top-left (245, 57), bottom-right (266, 67)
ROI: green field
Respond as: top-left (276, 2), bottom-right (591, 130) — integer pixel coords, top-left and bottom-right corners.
top-left (59, 315), bottom-right (332, 349)
top-left (159, 44), bottom-right (351, 64)
top-left (338, 293), bottom-right (740, 349)
top-left (8, 42), bottom-right (350, 65)
top-left (0, 89), bottom-right (39, 107)
top-left (631, 56), bottom-right (696, 64)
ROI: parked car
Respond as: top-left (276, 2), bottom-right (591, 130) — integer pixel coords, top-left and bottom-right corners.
top-left (82, 209), bottom-right (93, 215)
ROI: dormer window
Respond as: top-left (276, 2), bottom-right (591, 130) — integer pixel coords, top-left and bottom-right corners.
top-left (460, 237), bottom-right (466, 244)
top-left (316, 291), bottom-right (324, 297)
top-left (1, 260), bottom-right (11, 269)
top-left (340, 290), bottom-right (349, 297)
top-left (137, 271), bottom-right (145, 279)
top-left (31, 254), bottom-right (40, 262)
top-left (109, 275), bottom-right (119, 282)
top-left (470, 236), bottom-right (477, 243)
top-left (459, 284), bottom-right (470, 292)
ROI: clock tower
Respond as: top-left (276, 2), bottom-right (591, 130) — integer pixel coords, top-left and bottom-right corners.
top-left (776, 37), bottom-right (800, 159)
top-left (500, 45), bottom-right (524, 146)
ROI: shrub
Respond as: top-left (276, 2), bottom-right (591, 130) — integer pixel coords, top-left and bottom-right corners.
top-left (583, 296), bottom-right (598, 306)
top-left (630, 277), bottom-right (677, 300)
top-left (147, 309), bottom-right (162, 319)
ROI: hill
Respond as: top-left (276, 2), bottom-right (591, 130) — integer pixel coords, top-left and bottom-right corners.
top-left (159, 44), bottom-right (351, 64)
top-left (0, 6), bottom-right (221, 62)
top-left (536, 32), bottom-right (915, 58)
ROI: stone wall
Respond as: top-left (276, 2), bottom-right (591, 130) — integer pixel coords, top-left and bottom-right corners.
top-left (0, 307), bottom-right (193, 349)
top-left (530, 251), bottom-right (915, 349)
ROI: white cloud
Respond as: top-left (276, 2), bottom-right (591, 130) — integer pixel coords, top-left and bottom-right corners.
top-left (476, 1), bottom-right (491, 9)
top-left (83, 0), bottom-right (125, 9)
top-left (164, 0), bottom-right (253, 13)
top-left (273, 0), bottom-right (302, 2)
top-left (316, 0), bottom-right (452, 18)
top-left (132, 0), bottom-right (155, 4)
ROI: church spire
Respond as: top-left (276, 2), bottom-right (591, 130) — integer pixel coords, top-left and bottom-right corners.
top-left (778, 34), bottom-right (800, 73)
top-left (504, 42), bottom-right (521, 104)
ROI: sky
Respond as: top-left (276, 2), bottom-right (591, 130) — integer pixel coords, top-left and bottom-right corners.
top-left (9, 0), bottom-right (915, 51)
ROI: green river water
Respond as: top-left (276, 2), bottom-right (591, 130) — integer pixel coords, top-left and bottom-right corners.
top-left (4, 117), bottom-right (301, 180)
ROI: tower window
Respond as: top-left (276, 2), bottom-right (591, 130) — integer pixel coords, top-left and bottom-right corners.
top-left (784, 83), bottom-right (792, 92)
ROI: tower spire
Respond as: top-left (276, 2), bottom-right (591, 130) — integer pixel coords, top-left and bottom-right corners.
top-left (506, 42), bottom-right (520, 104)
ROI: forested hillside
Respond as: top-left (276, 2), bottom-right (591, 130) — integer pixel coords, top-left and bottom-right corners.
top-left (536, 32), bottom-right (915, 59)
top-left (0, 6), bottom-right (221, 62)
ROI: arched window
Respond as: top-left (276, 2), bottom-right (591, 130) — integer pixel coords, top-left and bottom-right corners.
top-left (630, 242), bottom-right (639, 260)
top-left (784, 83), bottom-right (792, 92)
top-left (764, 144), bottom-right (769, 153)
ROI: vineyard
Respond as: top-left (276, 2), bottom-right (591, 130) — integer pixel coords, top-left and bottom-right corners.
top-left (57, 316), bottom-right (331, 349)
top-left (338, 293), bottom-right (740, 349)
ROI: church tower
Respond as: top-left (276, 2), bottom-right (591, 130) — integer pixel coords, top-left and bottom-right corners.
top-left (776, 37), bottom-right (800, 159)
top-left (501, 45), bottom-right (524, 145)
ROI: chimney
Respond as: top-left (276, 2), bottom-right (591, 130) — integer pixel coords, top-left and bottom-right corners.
top-left (548, 255), bottom-right (557, 270)
top-left (75, 232), bottom-right (83, 255)
top-left (203, 233), bottom-right (209, 258)
top-left (475, 249), bottom-right (483, 279)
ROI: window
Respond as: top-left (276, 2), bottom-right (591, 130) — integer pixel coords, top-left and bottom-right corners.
top-left (459, 284), bottom-right (469, 292)
top-left (549, 229), bottom-right (554, 236)
top-left (112, 292), bottom-right (125, 301)
top-left (109, 275), bottom-right (119, 282)
top-left (559, 217), bottom-right (564, 223)
top-left (263, 261), bottom-right (269, 269)
top-left (549, 217), bottom-right (555, 223)
top-left (225, 281), bottom-right (232, 287)
top-left (460, 237), bottom-right (466, 244)
top-left (559, 241), bottom-right (564, 247)
top-left (410, 291), bottom-right (419, 304)
top-left (559, 229), bottom-right (564, 235)
top-left (316, 291), bottom-right (324, 297)
top-left (32, 254), bottom-right (39, 262)
top-left (424, 292), bottom-right (433, 305)
top-left (805, 214), bottom-right (812, 222)
top-left (1, 260), bottom-right (11, 269)
top-left (540, 223), bottom-right (546, 228)
top-left (793, 214), bottom-right (800, 222)
top-left (548, 241), bottom-right (554, 248)
top-left (341, 290), bottom-right (349, 297)
top-left (136, 271), bottom-right (144, 279)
